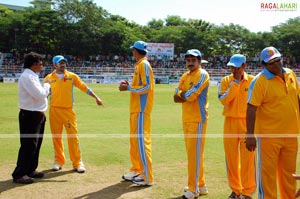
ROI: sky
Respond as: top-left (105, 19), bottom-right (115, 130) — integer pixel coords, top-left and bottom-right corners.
top-left (0, 0), bottom-right (299, 33)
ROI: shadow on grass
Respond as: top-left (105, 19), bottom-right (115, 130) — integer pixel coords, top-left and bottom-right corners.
top-left (170, 195), bottom-right (210, 199)
top-left (170, 194), bottom-right (210, 199)
top-left (0, 169), bottom-right (75, 193)
top-left (73, 180), bottom-right (151, 199)
top-left (38, 169), bottom-right (76, 182)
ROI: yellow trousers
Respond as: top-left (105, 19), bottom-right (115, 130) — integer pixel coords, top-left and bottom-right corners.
top-left (257, 137), bottom-right (297, 199)
top-left (129, 112), bottom-right (153, 183)
top-left (183, 121), bottom-right (207, 193)
top-left (49, 107), bottom-right (83, 168)
top-left (223, 117), bottom-right (256, 196)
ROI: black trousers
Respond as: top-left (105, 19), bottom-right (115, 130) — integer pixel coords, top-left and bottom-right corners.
top-left (12, 109), bottom-right (46, 179)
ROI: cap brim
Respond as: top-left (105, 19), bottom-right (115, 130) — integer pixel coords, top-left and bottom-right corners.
top-left (185, 53), bottom-right (198, 57)
top-left (56, 58), bottom-right (67, 63)
top-left (229, 65), bottom-right (241, 68)
top-left (130, 46), bottom-right (148, 52)
top-left (227, 62), bottom-right (242, 68)
top-left (265, 55), bottom-right (281, 63)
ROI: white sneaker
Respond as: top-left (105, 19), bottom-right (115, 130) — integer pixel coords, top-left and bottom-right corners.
top-left (184, 186), bottom-right (208, 195)
top-left (122, 171), bottom-right (139, 181)
top-left (132, 180), bottom-right (153, 186)
top-left (75, 166), bottom-right (86, 173)
top-left (131, 174), bottom-right (153, 186)
top-left (52, 164), bottom-right (62, 171)
top-left (184, 186), bottom-right (189, 192)
top-left (183, 190), bottom-right (197, 199)
top-left (198, 186), bottom-right (208, 195)
top-left (132, 174), bottom-right (144, 181)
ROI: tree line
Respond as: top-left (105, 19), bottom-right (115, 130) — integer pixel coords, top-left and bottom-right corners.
top-left (0, 0), bottom-right (299, 63)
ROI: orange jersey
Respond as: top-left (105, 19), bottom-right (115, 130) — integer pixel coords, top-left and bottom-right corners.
top-left (218, 72), bottom-right (254, 118)
top-left (128, 57), bottom-right (154, 114)
top-left (175, 67), bottom-right (210, 123)
top-left (45, 70), bottom-right (90, 108)
top-left (248, 67), bottom-right (300, 135)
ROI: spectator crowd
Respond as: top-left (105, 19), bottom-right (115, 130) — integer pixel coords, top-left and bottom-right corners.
top-left (1, 52), bottom-right (300, 79)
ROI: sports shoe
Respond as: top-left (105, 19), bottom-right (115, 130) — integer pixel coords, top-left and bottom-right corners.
top-left (13, 175), bottom-right (34, 184)
top-left (122, 171), bottom-right (140, 181)
top-left (182, 190), bottom-right (198, 199)
top-left (239, 195), bottom-right (252, 199)
top-left (75, 166), bottom-right (86, 173)
top-left (28, 171), bottom-right (44, 178)
top-left (132, 179), bottom-right (153, 186)
top-left (52, 164), bottom-right (62, 171)
top-left (131, 174), bottom-right (153, 186)
top-left (198, 186), bottom-right (208, 195)
top-left (132, 173), bottom-right (144, 181)
top-left (228, 191), bottom-right (238, 199)
top-left (184, 186), bottom-right (208, 195)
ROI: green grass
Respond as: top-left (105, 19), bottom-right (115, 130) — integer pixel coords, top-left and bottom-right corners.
top-left (0, 83), bottom-right (255, 198)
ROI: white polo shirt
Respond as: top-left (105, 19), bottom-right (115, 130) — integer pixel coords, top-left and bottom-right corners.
top-left (18, 68), bottom-right (50, 112)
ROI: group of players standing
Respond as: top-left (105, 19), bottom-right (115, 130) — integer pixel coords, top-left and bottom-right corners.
top-left (11, 40), bottom-right (300, 199)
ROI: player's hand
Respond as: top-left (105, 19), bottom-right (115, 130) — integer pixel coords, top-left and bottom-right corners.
top-left (121, 80), bottom-right (129, 85)
top-left (119, 84), bottom-right (128, 91)
top-left (173, 94), bottom-right (185, 103)
top-left (119, 81), bottom-right (129, 91)
top-left (293, 174), bottom-right (300, 180)
top-left (245, 135), bottom-right (256, 152)
top-left (180, 91), bottom-right (186, 99)
top-left (96, 97), bottom-right (103, 106)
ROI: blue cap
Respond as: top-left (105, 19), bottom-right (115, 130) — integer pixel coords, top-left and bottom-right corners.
top-left (227, 54), bottom-right (246, 68)
top-left (52, 55), bottom-right (67, 64)
top-left (185, 49), bottom-right (202, 57)
top-left (130, 41), bottom-right (148, 52)
top-left (260, 46), bottom-right (281, 63)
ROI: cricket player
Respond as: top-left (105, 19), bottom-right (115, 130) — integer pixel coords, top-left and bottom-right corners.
top-left (218, 54), bottom-right (255, 199)
top-left (45, 55), bottom-right (103, 173)
top-left (174, 49), bottom-right (209, 199)
top-left (119, 41), bottom-right (154, 186)
top-left (246, 46), bottom-right (300, 199)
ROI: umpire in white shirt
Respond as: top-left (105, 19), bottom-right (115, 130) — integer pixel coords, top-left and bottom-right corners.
top-left (12, 52), bottom-right (50, 184)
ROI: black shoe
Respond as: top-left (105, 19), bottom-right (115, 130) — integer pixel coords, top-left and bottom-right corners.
top-left (28, 171), bottom-right (44, 178)
top-left (13, 175), bottom-right (34, 184)
top-left (228, 191), bottom-right (238, 199)
top-left (240, 195), bottom-right (252, 199)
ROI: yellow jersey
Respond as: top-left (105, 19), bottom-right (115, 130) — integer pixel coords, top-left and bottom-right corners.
top-left (45, 70), bottom-right (90, 108)
top-left (248, 67), bottom-right (300, 135)
top-left (218, 72), bottom-right (254, 118)
top-left (128, 57), bottom-right (154, 114)
top-left (175, 67), bottom-right (209, 123)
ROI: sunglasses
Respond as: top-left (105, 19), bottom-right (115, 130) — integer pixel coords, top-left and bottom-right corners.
top-left (58, 60), bottom-right (67, 64)
top-left (267, 57), bottom-right (281, 65)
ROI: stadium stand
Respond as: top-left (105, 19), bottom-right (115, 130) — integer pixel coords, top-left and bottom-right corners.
top-left (1, 53), bottom-right (299, 84)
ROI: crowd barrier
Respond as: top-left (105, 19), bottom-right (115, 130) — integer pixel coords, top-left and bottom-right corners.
top-left (3, 77), bottom-right (16, 83)
top-left (1, 65), bottom-right (300, 85)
